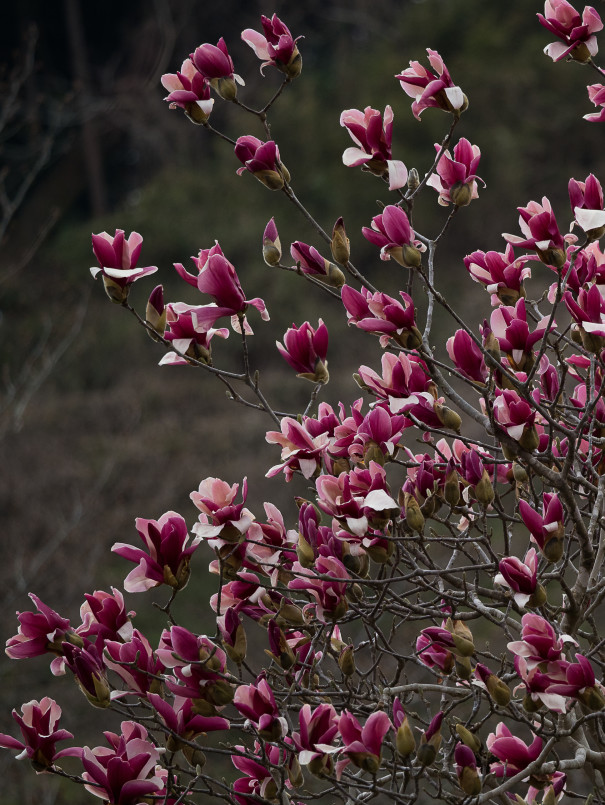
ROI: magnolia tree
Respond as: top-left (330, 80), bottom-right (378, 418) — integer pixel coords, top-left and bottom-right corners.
top-left (5, 3), bottom-right (605, 804)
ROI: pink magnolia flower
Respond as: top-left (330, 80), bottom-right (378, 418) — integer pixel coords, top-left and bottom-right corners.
top-left (277, 320), bottom-right (329, 383)
top-left (514, 654), bottom-right (569, 713)
top-left (0, 698), bottom-right (80, 770)
top-left (232, 741), bottom-right (297, 805)
top-left (191, 477), bottom-right (255, 543)
top-left (290, 241), bottom-right (344, 287)
top-left (569, 173), bottom-right (605, 236)
top-left (584, 83), bottom-right (605, 122)
top-left (507, 613), bottom-right (573, 670)
top-left (492, 388), bottom-right (538, 450)
top-left (464, 244), bottom-right (531, 306)
top-left (564, 283), bottom-right (605, 349)
top-left (548, 654), bottom-right (605, 708)
top-left (342, 285), bottom-right (421, 349)
top-left (518, 493), bottom-right (564, 561)
top-left (538, 1), bottom-right (602, 62)
top-left (486, 722), bottom-right (543, 778)
top-left (340, 106), bottom-right (408, 190)
top-left (446, 329), bottom-right (489, 385)
top-left (76, 588), bottom-right (134, 644)
top-left (455, 743), bottom-right (481, 795)
top-left (148, 692), bottom-right (229, 742)
top-left (6, 593), bottom-right (71, 662)
top-left (426, 138), bottom-right (484, 207)
top-left (292, 703), bottom-right (340, 774)
top-left (62, 641), bottom-right (110, 709)
top-left (396, 48), bottom-right (467, 119)
top-left (266, 417), bottom-right (331, 481)
top-left (362, 205), bottom-right (423, 268)
top-left (156, 626), bottom-right (231, 703)
top-left (503, 197), bottom-right (573, 268)
top-left (337, 710), bottom-right (392, 775)
top-left (191, 38), bottom-right (243, 100)
top-left (495, 548), bottom-right (541, 608)
top-left (262, 217), bottom-right (281, 266)
top-left (82, 721), bottom-right (167, 805)
top-left (527, 772), bottom-right (566, 805)
top-left (194, 250), bottom-right (270, 334)
top-left (289, 555), bottom-right (350, 622)
top-left (233, 677), bottom-right (287, 740)
top-left (347, 405), bottom-right (407, 466)
top-left (104, 630), bottom-right (165, 698)
top-left (112, 511), bottom-right (201, 593)
top-left (90, 230), bottom-right (158, 304)
top-left (235, 135), bottom-right (288, 190)
top-left (241, 14), bottom-right (302, 78)
top-left (490, 298), bottom-right (555, 372)
top-left (160, 58), bottom-right (214, 123)
top-left (159, 302), bottom-right (229, 367)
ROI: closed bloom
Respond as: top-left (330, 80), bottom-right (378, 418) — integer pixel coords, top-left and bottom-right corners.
top-left (362, 205), bottom-right (423, 268)
top-left (569, 173), bottom-right (605, 237)
top-left (235, 135), bottom-right (289, 190)
top-left (290, 241), bottom-right (344, 287)
top-left (233, 677), bottom-right (287, 740)
top-left (340, 106), bottom-right (407, 190)
top-left (426, 138), bottom-right (484, 207)
top-left (277, 320), bottom-right (329, 383)
top-left (446, 329), bottom-right (489, 385)
top-left (0, 698), bottom-right (80, 771)
top-left (490, 298), bottom-right (554, 372)
top-left (492, 388), bottom-right (539, 451)
top-left (337, 710), bottom-right (392, 775)
top-left (262, 218), bottom-right (281, 266)
top-left (538, 0), bottom-right (602, 63)
top-left (191, 38), bottom-right (243, 100)
top-left (160, 58), bottom-right (214, 123)
top-left (518, 493), bottom-right (565, 562)
top-left (241, 14), bottom-right (302, 79)
top-left (396, 49), bottom-right (467, 119)
top-left (112, 511), bottom-right (201, 593)
top-left (495, 548), bottom-right (544, 608)
top-left (90, 230), bottom-right (157, 304)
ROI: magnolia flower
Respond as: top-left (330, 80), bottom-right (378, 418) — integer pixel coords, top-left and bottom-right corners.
top-left (396, 49), bottom-right (466, 119)
top-left (0, 698), bottom-right (80, 771)
top-left (495, 548), bottom-right (543, 608)
top-left (492, 388), bottom-right (539, 451)
top-left (191, 38), bottom-right (243, 100)
top-left (160, 302), bottom-right (229, 367)
top-left (160, 58), bottom-right (214, 123)
top-left (104, 630), bottom-right (164, 697)
top-left (76, 587), bottom-right (134, 644)
top-left (490, 298), bottom-right (554, 372)
top-left (426, 138), bottom-right (484, 207)
top-left (503, 197), bottom-right (573, 268)
top-left (6, 593), bottom-right (71, 662)
top-left (337, 710), bottom-right (392, 775)
top-left (262, 218), bottom-right (281, 266)
top-left (277, 320), bottom-right (329, 383)
top-left (342, 285), bottom-right (421, 349)
top-left (112, 511), bottom-right (201, 593)
top-left (292, 703), bottom-right (339, 775)
top-left (486, 723), bottom-right (543, 778)
top-left (340, 106), bottom-right (407, 190)
top-left (233, 678), bottom-right (287, 740)
top-left (585, 83), bottom-right (605, 122)
top-left (518, 493), bottom-right (564, 562)
top-left (362, 205), bottom-right (423, 268)
top-left (90, 230), bottom-right (157, 304)
top-left (464, 244), bottom-right (531, 306)
top-left (235, 135), bottom-right (288, 190)
top-left (290, 241), bottom-right (344, 287)
top-left (569, 173), bottom-right (605, 237)
top-left (241, 14), bottom-right (302, 78)
top-left (538, 0), bottom-right (602, 62)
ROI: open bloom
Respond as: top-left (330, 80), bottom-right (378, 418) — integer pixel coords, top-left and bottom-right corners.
top-left (490, 298), bottom-right (555, 372)
top-left (160, 302), bottom-right (229, 367)
top-left (340, 106), bottom-right (407, 190)
top-left (585, 83), bottom-right (605, 121)
top-left (503, 197), bottom-right (573, 267)
top-left (426, 138), bottom-right (484, 206)
top-left (569, 173), bottom-right (605, 236)
top-left (104, 630), bottom-right (164, 697)
top-left (6, 593), bottom-right (71, 662)
top-left (464, 244), bottom-right (531, 306)
top-left (112, 511), bottom-right (201, 593)
top-left (538, 0), bottom-right (602, 62)
top-left (0, 698), bottom-right (80, 770)
top-left (486, 723), bottom-right (543, 778)
top-left (90, 230), bottom-right (157, 304)
top-left (342, 286), bottom-right (421, 349)
top-left (292, 703), bottom-right (339, 774)
top-left (277, 320), bottom-right (329, 383)
top-left (362, 205), bottom-right (423, 268)
top-left (233, 678), bottom-right (287, 740)
top-left (241, 14), bottom-right (302, 78)
top-left (492, 388), bottom-right (538, 450)
top-left (396, 49), bottom-right (466, 119)
top-left (160, 58), bottom-right (214, 123)
top-left (337, 710), bottom-right (392, 775)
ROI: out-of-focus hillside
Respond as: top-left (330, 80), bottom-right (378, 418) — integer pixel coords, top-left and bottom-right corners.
top-left (1, 0), bottom-right (603, 801)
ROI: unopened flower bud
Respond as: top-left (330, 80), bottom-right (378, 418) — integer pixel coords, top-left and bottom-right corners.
top-left (512, 462), bottom-right (528, 484)
top-left (474, 469), bottom-right (495, 508)
top-left (455, 656), bottom-right (473, 679)
top-left (322, 262), bottom-right (346, 289)
top-left (206, 679), bottom-right (234, 706)
top-left (102, 275), bottom-right (129, 305)
top-left (444, 468), bottom-right (461, 507)
top-left (407, 168), bottom-right (420, 192)
top-left (579, 685), bottom-right (605, 711)
top-left (210, 76), bottom-right (238, 101)
top-left (338, 644), bottom-right (355, 676)
top-left (519, 424), bottom-right (540, 452)
top-left (450, 181), bottom-right (474, 207)
top-left (404, 492), bottom-right (425, 534)
top-left (396, 717), bottom-right (416, 757)
top-left (296, 533), bottom-right (316, 567)
top-left (455, 724), bottom-right (481, 754)
top-left (182, 744), bottom-right (207, 768)
top-left (330, 217), bottom-right (350, 264)
top-left (447, 618), bottom-right (475, 657)
top-left (458, 764), bottom-right (482, 795)
top-left (223, 623), bottom-right (247, 665)
top-left (288, 756), bottom-right (304, 787)
top-left (435, 403), bottom-right (462, 433)
top-left (145, 285), bottom-right (166, 338)
top-left (278, 602), bottom-right (306, 627)
top-left (486, 674), bottom-right (511, 706)
top-left (528, 583), bottom-right (547, 608)
top-left (262, 218), bottom-right (282, 266)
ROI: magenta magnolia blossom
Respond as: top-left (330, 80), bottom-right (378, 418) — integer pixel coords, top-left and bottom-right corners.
top-left (76, 587), bottom-right (134, 644)
top-left (340, 106), bottom-right (407, 190)
top-left (289, 555), bottom-right (350, 622)
top-left (337, 710), bottom-right (392, 775)
top-left (235, 135), bottom-right (288, 190)
top-left (290, 240), bottom-right (344, 287)
top-left (538, 0), bottom-right (602, 62)
top-left (491, 388), bottom-right (538, 449)
top-left (6, 593), bottom-right (71, 662)
top-left (0, 698), bottom-right (80, 770)
top-left (82, 721), bottom-right (167, 805)
top-left (495, 548), bottom-right (540, 608)
top-left (569, 173), bottom-right (605, 235)
top-left (362, 205), bottom-right (423, 268)
top-left (160, 59), bottom-right (214, 123)
top-left (156, 625), bottom-right (230, 702)
top-left (518, 493), bottom-right (564, 560)
top-left (507, 613), bottom-right (574, 670)
top-left (564, 283), bottom-right (605, 347)
top-left (464, 244), bottom-right (531, 306)
top-left (446, 329), bottom-right (489, 385)
top-left (486, 722), bottom-right (543, 778)
top-left (191, 476), bottom-right (255, 542)
top-left (241, 14), bottom-right (302, 78)
top-left (292, 703), bottom-right (339, 773)
top-left (265, 416), bottom-right (331, 481)
top-left (396, 48), bottom-right (466, 119)
top-left (503, 197), bottom-right (572, 267)
top-left (104, 630), bottom-right (164, 697)
top-left (160, 302), bottom-right (229, 367)
top-left (112, 511), bottom-right (201, 593)
top-left (191, 38), bottom-right (243, 100)
top-left (490, 298), bottom-right (554, 371)
top-left (426, 138), bottom-right (484, 207)
top-left (90, 230), bottom-right (157, 303)
top-left (585, 83), bottom-right (605, 121)
top-left (277, 319), bottom-right (329, 383)
top-left (342, 285), bottom-right (420, 349)
top-left (233, 677), bottom-right (287, 740)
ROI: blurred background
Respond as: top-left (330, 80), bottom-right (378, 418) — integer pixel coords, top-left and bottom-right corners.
top-left (1, 0), bottom-right (604, 801)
